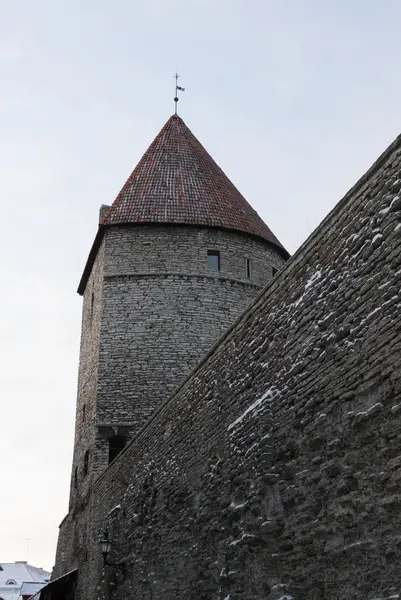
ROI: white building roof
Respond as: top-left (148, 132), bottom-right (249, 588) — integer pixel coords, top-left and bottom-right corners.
top-left (19, 582), bottom-right (47, 596)
top-left (0, 563), bottom-right (50, 600)
top-left (0, 588), bottom-right (19, 600)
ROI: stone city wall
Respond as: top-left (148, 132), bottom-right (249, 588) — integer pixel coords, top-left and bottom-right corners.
top-left (56, 135), bottom-right (401, 600)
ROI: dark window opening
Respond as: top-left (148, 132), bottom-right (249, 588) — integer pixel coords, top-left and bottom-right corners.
top-left (245, 258), bottom-right (251, 279)
top-left (109, 435), bottom-right (127, 464)
top-left (82, 404), bottom-right (86, 422)
top-left (83, 450), bottom-right (89, 476)
top-left (74, 466), bottom-right (78, 488)
top-left (207, 250), bottom-right (220, 271)
top-left (272, 266), bottom-right (278, 277)
top-left (90, 292), bottom-right (95, 317)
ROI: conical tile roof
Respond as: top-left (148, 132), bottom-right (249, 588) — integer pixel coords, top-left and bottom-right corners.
top-left (78, 114), bottom-right (289, 294)
top-left (101, 115), bottom-right (286, 249)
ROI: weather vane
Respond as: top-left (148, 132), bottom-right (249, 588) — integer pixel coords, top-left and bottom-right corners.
top-left (174, 73), bottom-right (185, 115)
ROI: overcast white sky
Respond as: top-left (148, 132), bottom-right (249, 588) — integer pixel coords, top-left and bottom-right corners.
top-left (1, 0), bottom-right (401, 571)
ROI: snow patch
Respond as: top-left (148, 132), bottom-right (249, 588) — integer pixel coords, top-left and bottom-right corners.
top-left (363, 306), bottom-right (382, 321)
top-left (371, 233), bottom-right (383, 244)
top-left (229, 533), bottom-right (255, 545)
top-left (293, 292), bottom-right (306, 308)
top-left (230, 501), bottom-right (247, 510)
top-left (107, 504), bottom-right (121, 516)
top-left (355, 403), bottom-right (382, 418)
top-left (270, 583), bottom-right (294, 600)
top-left (305, 269), bottom-right (322, 289)
top-left (290, 270), bottom-right (322, 309)
top-left (228, 389), bottom-right (275, 430)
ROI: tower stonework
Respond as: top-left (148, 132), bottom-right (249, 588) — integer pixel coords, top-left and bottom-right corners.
top-left (67, 115), bottom-right (289, 511)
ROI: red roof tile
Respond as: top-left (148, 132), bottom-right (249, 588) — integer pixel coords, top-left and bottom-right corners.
top-left (78, 114), bottom-right (289, 294)
top-left (101, 114), bottom-right (287, 252)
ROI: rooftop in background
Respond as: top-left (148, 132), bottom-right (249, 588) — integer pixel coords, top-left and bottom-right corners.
top-left (0, 562), bottom-right (50, 600)
top-left (19, 581), bottom-right (47, 598)
top-left (79, 114), bottom-right (289, 294)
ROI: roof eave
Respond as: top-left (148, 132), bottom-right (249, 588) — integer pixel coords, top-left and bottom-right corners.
top-left (77, 226), bottom-right (106, 295)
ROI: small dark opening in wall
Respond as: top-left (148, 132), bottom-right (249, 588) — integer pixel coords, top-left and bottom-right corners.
top-left (272, 266), bottom-right (278, 277)
top-left (109, 435), bottom-right (127, 464)
top-left (90, 292), bottom-right (95, 317)
top-left (207, 250), bottom-right (220, 271)
top-left (245, 258), bottom-right (251, 279)
top-left (74, 466), bottom-right (78, 488)
top-left (83, 450), bottom-right (89, 476)
top-left (82, 404), bottom-right (86, 422)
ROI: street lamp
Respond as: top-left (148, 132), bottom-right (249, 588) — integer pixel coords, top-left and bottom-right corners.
top-left (99, 530), bottom-right (126, 575)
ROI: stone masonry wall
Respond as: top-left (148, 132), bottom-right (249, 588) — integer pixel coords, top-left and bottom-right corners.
top-left (57, 224), bottom-right (284, 571)
top-left (56, 136), bottom-right (401, 599)
top-left (94, 226), bottom-right (284, 475)
top-left (68, 241), bottom-right (105, 504)
top-left (55, 242), bottom-right (105, 573)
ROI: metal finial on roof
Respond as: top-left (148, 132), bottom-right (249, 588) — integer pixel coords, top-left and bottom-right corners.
top-left (174, 72), bottom-right (185, 115)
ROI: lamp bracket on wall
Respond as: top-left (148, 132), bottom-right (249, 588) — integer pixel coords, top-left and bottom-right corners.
top-left (100, 530), bottom-right (126, 575)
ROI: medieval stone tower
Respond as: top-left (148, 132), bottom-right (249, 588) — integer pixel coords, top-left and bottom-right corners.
top-left (68, 114), bottom-right (288, 509)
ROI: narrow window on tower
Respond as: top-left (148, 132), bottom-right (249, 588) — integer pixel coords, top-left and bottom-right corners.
top-left (207, 250), bottom-right (220, 271)
top-left (83, 450), bottom-right (89, 476)
top-left (272, 266), bottom-right (278, 277)
top-left (74, 466), bottom-right (78, 488)
top-left (82, 404), bottom-right (86, 422)
top-left (245, 258), bottom-right (252, 279)
top-left (90, 292), bottom-right (94, 318)
top-left (109, 435), bottom-right (127, 464)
